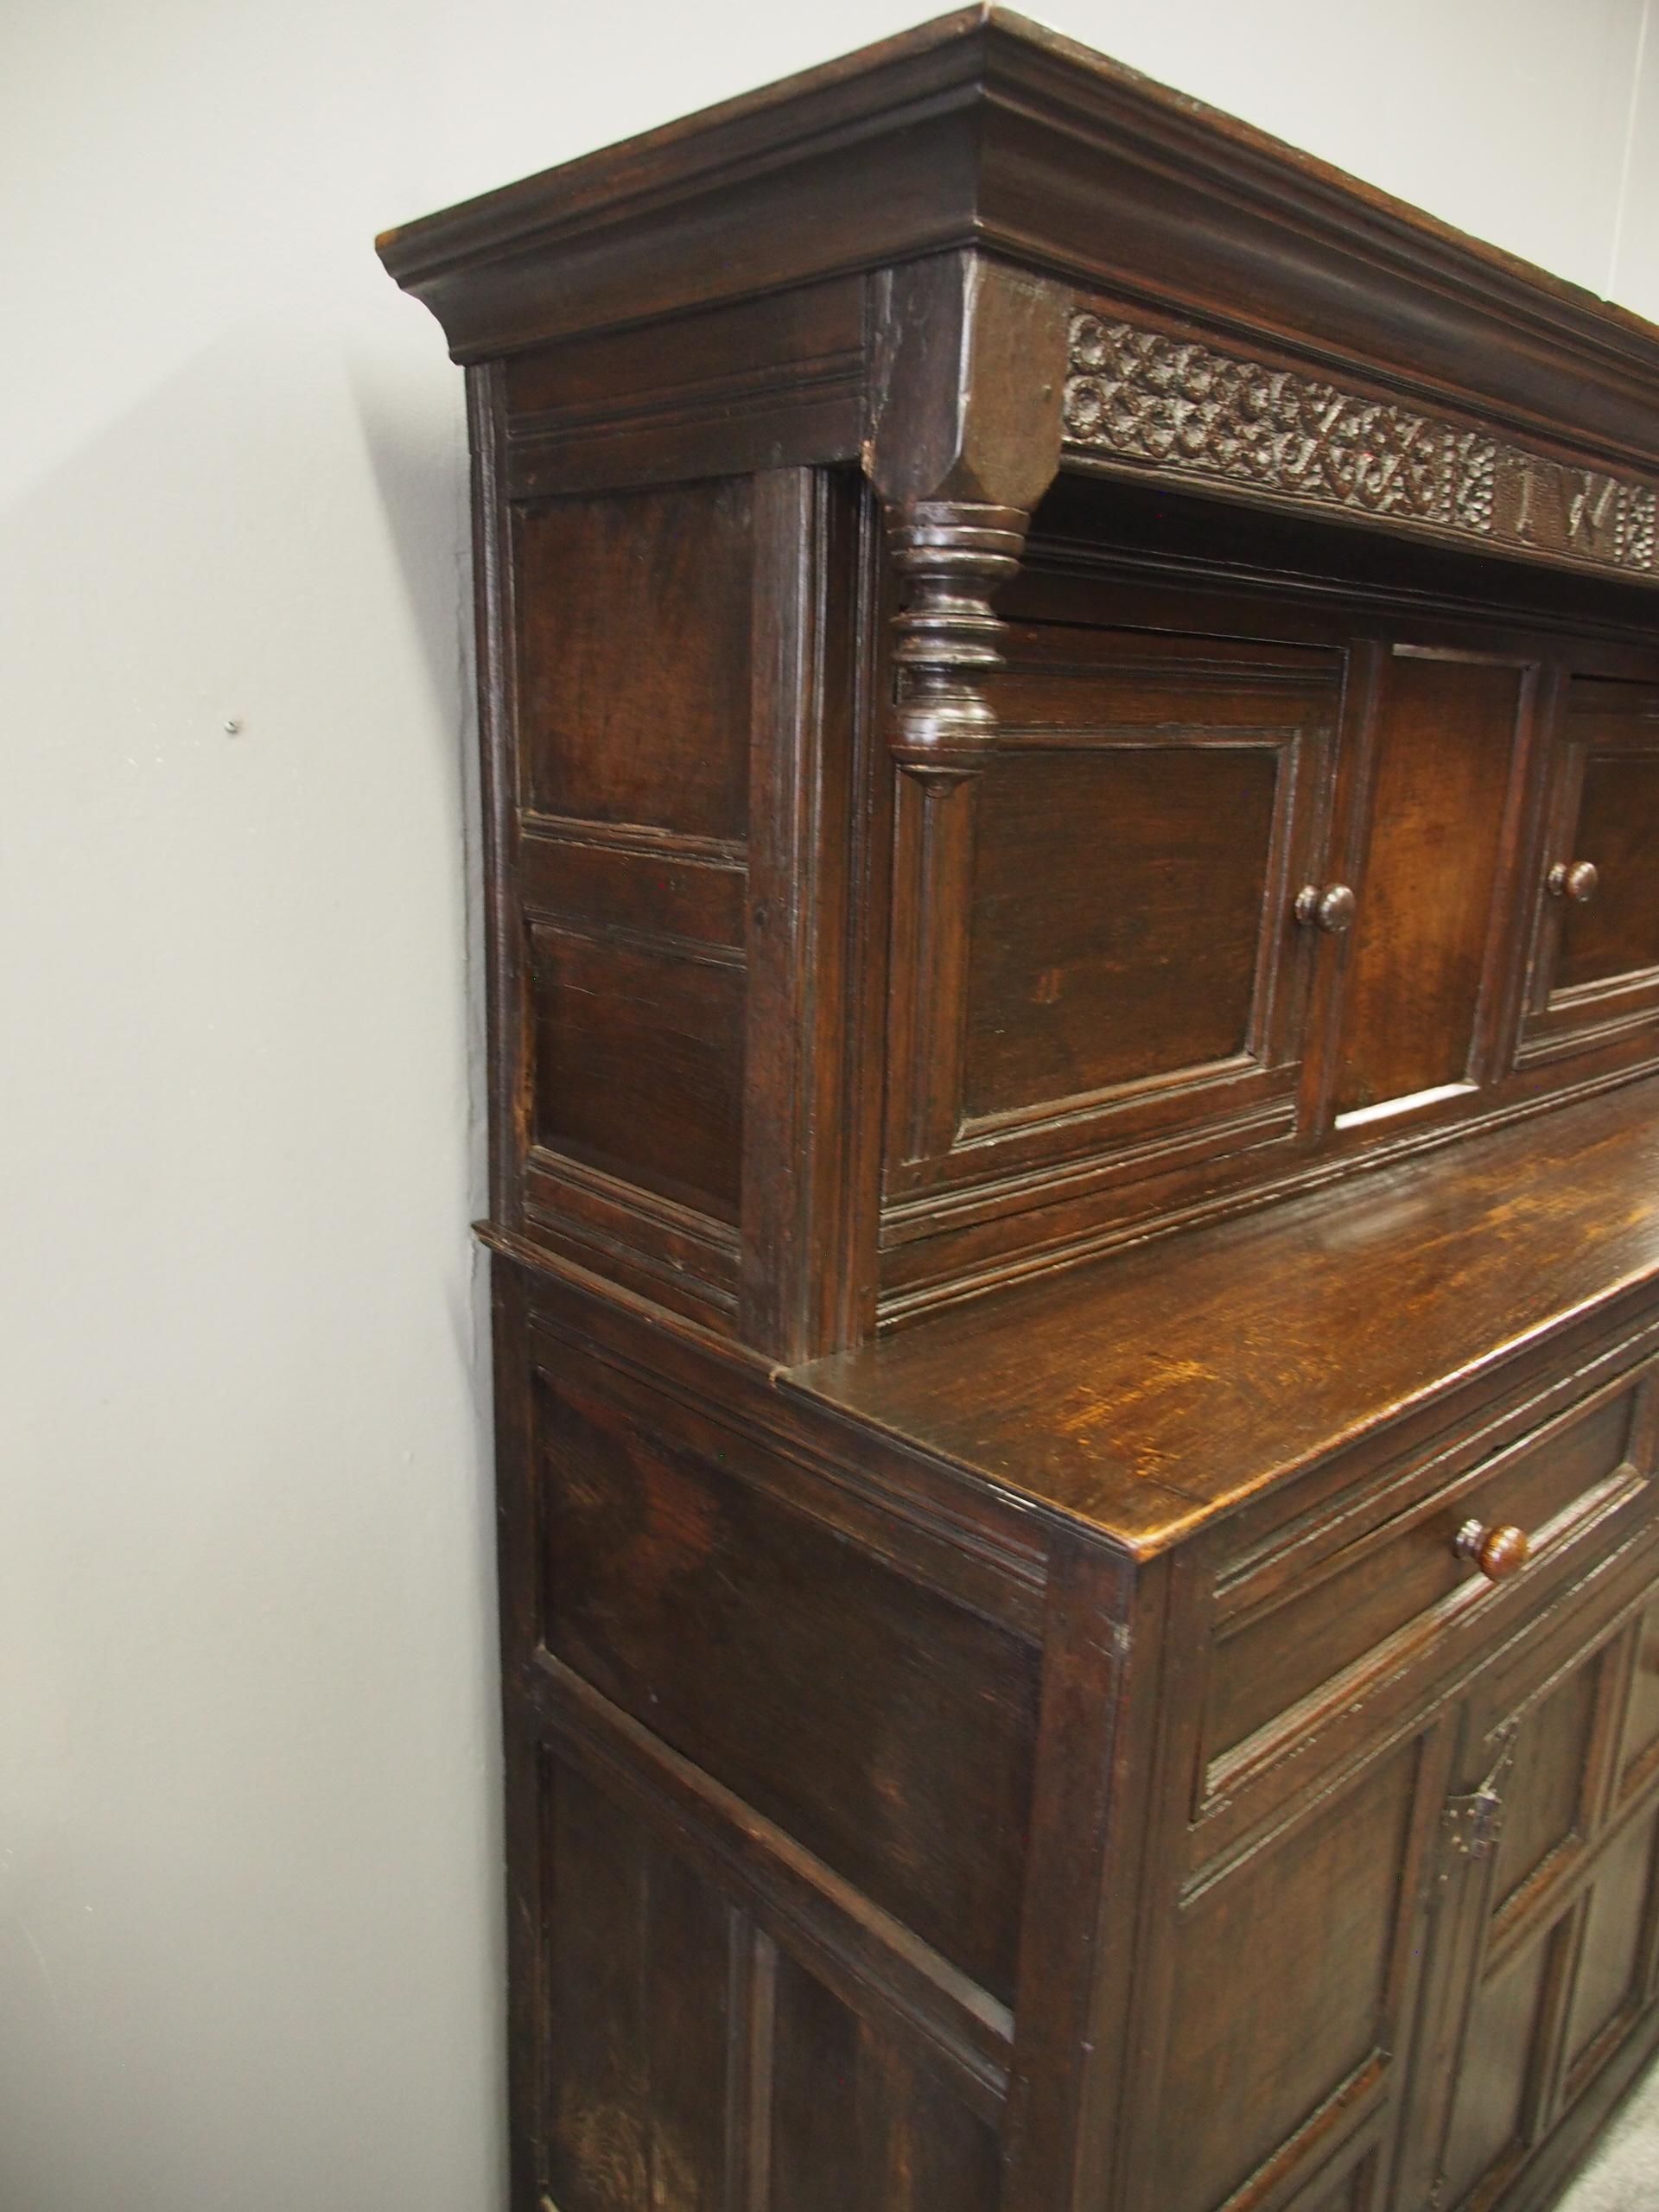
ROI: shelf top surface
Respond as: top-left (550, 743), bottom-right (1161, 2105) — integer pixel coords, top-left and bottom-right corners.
top-left (783, 1074), bottom-right (1659, 1557)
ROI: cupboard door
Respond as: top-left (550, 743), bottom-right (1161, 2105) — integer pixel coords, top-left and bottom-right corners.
top-left (1332, 649), bottom-right (1535, 1131)
top-left (1399, 1559), bottom-right (1659, 2212)
top-left (1518, 676), bottom-right (1659, 1068)
top-left (1133, 1722), bottom-right (1452, 2212)
top-left (884, 620), bottom-right (1342, 1212)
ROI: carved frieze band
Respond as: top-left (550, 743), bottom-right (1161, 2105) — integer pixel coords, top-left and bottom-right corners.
top-left (1062, 314), bottom-right (1658, 581)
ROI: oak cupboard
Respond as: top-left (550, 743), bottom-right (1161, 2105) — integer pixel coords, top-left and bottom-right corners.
top-left (378, 13), bottom-right (1659, 2208)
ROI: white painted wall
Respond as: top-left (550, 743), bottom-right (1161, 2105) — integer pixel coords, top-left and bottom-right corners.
top-left (2, 3), bottom-right (1653, 2208)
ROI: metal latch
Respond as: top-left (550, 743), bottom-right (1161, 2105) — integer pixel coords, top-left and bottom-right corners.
top-left (1444, 1782), bottom-right (1506, 1861)
top-left (1441, 1727), bottom-right (1518, 1868)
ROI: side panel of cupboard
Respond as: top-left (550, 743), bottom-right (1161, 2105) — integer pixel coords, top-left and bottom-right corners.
top-left (499, 476), bottom-right (759, 1325)
top-left (499, 1290), bottom-right (1048, 2212)
top-left (481, 436), bottom-right (880, 1359)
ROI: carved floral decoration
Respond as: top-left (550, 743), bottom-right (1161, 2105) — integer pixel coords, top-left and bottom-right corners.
top-left (1063, 314), bottom-right (1657, 578)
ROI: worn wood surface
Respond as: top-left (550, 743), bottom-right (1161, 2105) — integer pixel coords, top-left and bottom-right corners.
top-left (791, 1074), bottom-right (1659, 1554)
top-left (1332, 652), bottom-right (1531, 1116)
top-left (872, 538), bottom-right (1659, 1321)
top-left (376, 8), bottom-right (1659, 509)
top-left (385, 15), bottom-right (1659, 2210)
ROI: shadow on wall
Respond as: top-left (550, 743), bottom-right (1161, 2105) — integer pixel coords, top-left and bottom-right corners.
top-left (0, 312), bottom-right (501, 2212)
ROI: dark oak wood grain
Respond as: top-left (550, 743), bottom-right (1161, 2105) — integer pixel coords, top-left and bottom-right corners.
top-left (1207, 1379), bottom-right (1647, 1769)
top-left (531, 1351), bottom-right (1041, 1999)
top-left (377, 10), bottom-right (1659, 494)
top-left (1155, 1742), bottom-right (1419, 2212)
top-left (1333, 652), bottom-right (1529, 1118)
top-left (1560, 761), bottom-right (1659, 991)
top-left (514, 482), bottom-right (753, 837)
top-left (965, 738), bottom-right (1278, 1108)
top-left (791, 1077), bottom-right (1659, 1552)
top-left (383, 16), bottom-right (1659, 2209)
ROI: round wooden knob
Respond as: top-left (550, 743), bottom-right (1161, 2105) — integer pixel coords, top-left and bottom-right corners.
top-left (1294, 883), bottom-right (1357, 933)
top-left (1548, 860), bottom-right (1599, 904)
top-left (1455, 1518), bottom-right (1533, 1582)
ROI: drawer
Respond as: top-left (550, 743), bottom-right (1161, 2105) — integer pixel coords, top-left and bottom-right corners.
top-left (1200, 1349), bottom-right (1659, 1814)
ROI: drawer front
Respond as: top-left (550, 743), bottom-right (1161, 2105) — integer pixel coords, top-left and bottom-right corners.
top-left (1199, 1344), bottom-right (1659, 1819)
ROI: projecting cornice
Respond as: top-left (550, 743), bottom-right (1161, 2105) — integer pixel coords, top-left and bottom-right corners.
top-left (381, 7), bottom-right (1659, 602)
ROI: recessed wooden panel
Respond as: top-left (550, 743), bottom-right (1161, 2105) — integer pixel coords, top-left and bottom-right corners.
top-left (770, 1953), bottom-right (1001, 2212)
top-left (538, 1745), bottom-right (1004, 2212)
top-left (1557, 753), bottom-right (1659, 992)
top-left (543, 1751), bottom-right (736, 2212)
top-left (500, 278), bottom-right (868, 492)
top-left (503, 277), bottom-right (864, 423)
top-left (1299, 2167), bottom-right (1370, 2212)
top-left (950, 620), bottom-right (1338, 1135)
top-left (514, 481), bottom-right (753, 838)
top-left (1519, 679), bottom-right (1659, 1066)
top-left (1491, 1661), bottom-right (1599, 1908)
top-left (1566, 1807), bottom-right (1659, 2076)
top-left (535, 1366), bottom-right (1039, 2000)
top-left (963, 741), bottom-right (1280, 1114)
top-left (1334, 653), bottom-right (1525, 1118)
top-left (881, 611), bottom-right (1338, 1257)
top-left (529, 923), bottom-right (745, 1221)
top-left (1436, 1941), bottom-right (1552, 2210)
top-left (1418, 1589), bottom-right (1656, 2212)
top-left (770, 1955), bottom-right (861, 2212)
top-left (1154, 1744), bottom-right (1415, 2212)
top-left (1620, 1599), bottom-right (1659, 1786)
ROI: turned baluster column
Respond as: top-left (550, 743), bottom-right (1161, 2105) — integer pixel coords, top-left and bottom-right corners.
top-left (865, 250), bottom-right (1067, 784)
top-left (887, 499), bottom-right (1032, 781)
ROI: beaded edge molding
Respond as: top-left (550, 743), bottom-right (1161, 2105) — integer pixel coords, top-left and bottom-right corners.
top-left (1062, 313), bottom-right (1659, 582)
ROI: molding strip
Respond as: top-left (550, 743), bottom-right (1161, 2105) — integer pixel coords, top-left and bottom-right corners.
top-left (1063, 313), bottom-right (1658, 582)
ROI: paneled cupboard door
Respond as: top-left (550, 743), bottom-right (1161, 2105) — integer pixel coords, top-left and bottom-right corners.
top-left (883, 620), bottom-right (1344, 1217)
top-left (1395, 1552), bottom-right (1659, 2212)
top-left (1518, 676), bottom-right (1659, 1070)
top-left (1127, 1713), bottom-right (1456, 2212)
top-left (1330, 648), bottom-right (1538, 1132)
